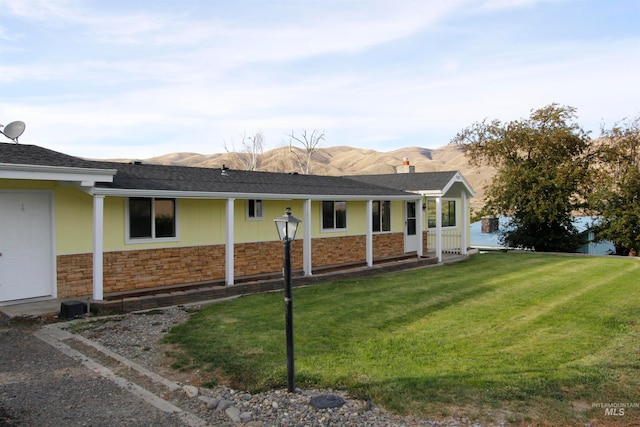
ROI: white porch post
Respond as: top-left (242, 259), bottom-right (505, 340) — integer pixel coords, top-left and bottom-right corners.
top-left (92, 195), bottom-right (105, 301)
top-left (225, 198), bottom-right (235, 285)
top-left (416, 197), bottom-right (423, 258)
top-left (303, 198), bottom-right (312, 276)
top-left (435, 196), bottom-right (443, 263)
top-left (460, 190), bottom-right (469, 255)
top-left (366, 199), bottom-right (373, 267)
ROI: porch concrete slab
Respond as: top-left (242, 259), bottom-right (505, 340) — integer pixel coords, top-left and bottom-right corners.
top-left (0, 299), bottom-right (61, 318)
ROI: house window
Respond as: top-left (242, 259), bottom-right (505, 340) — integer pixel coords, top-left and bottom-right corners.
top-left (128, 197), bottom-right (176, 240)
top-left (372, 200), bottom-right (391, 232)
top-left (247, 199), bottom-right (263, 220)
top-left (322, 201), bottom-right (347, 230)
top-left (427, 199), bottom-right (457, 228)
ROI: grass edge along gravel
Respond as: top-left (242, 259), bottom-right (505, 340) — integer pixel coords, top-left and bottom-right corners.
top-left (164, 253), bottom-right (640, 425)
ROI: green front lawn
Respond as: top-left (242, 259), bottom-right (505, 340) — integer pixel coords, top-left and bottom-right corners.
top-left (164, 253), bottom-right (640, 425)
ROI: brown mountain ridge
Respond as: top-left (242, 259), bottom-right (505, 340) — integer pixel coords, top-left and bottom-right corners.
top-left (124, 144), bottom-right (494, 211)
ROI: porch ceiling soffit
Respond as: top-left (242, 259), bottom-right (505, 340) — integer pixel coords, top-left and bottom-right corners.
top-left (0, 163), bottom-right (116, 186)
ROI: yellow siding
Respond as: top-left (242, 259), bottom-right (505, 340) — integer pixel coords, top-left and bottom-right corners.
top-left (236, 199), bottom-right (307, 242)
top-left (314, 200), bottom-right (363, 237)
top-left (425, 197), bottom-right (464, 233)
top-left (348, 201), bottom-right (367, 235)
top-left (55, 186), bottom-right (94, 254)
top-left (179, 199), bottom-right (226, 245)
top-left (313, 200), bottom-right (406, 236)
top-left (103, 197), bottom-right (125, 249)
top-left (391, 200), bottom-right (404, 232)
top-left (111, 198), bottom-right (228, 250)
top-left (0, 179), bottom-right (56, 190)
top-left (2, 179), bottom-right (434, 253)
top-left (233, 199), bottom-right (409, 241)
top-left (0, 180), bottom-right (95, 255)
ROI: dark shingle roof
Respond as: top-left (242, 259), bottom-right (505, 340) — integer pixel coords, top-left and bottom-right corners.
top-left (0, 143), bottom-right (412, 198)
top-left (0, 142), bottom-right (102, 169)
top-left (104, 162), bottom-right (411, 196)
top-left (346, 171), bottom-right (460, 192)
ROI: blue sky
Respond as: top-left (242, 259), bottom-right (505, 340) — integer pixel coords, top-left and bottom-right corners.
top-left (1, 0), bottom-right (639, 159)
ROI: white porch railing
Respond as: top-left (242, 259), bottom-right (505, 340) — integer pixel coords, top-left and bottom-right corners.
top-left (427, 231), bottom-right (463, 255)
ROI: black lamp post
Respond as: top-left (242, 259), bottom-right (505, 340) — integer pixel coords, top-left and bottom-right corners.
top-left (274, 207), bottom-right (301, 393)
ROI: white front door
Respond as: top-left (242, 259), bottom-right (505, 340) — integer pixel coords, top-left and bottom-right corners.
top-left (0, 192), bottom-right (55, 302)
top-left (404, 201), bottom-right (419, 253)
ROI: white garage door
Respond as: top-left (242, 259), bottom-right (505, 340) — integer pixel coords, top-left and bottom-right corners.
top-left (0, 191), bottom-right (55, 302)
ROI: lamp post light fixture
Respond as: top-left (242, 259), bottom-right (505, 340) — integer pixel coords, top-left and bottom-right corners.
top-left (274, 207), bottom-right (301, 393)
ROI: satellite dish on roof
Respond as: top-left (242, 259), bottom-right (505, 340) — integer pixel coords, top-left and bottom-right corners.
top-left (0, 121), bottom-right (26, 143)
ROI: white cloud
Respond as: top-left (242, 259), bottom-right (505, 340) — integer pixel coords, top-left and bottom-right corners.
top-left (480, 0), bottom-right (554, 10)
top-left (1, 0), bottom-right (638, 159)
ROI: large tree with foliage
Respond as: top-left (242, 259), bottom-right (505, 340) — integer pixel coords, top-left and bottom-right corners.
top-left (452, 104), bottom-right (594, 252)
top-left (590, 117), bottom-right (640, 255)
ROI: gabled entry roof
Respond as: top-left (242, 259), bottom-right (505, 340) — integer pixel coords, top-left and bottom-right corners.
top-left (347, 170), bottom-right (476, 197)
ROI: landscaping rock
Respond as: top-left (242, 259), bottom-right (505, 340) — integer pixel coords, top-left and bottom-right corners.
top-left (198, 395), bottom-right (218, 409)
top-left (182, 385), bottom-right (199, 398)
top-left (216, 399), bottom-right (234, 412)
top-left (225, 406), bottom-right (241, 423)
top-left (239, 411), bottom-right (253, 423)
top-left (310, 394), bottom-right (346, 409)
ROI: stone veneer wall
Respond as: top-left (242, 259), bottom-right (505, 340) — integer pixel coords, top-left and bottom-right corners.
top-left (102, 245), bottom-right (227, 293)
top-left (57, 234), bottom-right (413, 299)
top-left (372, 232), bottom-right (404, 258)
top-left (423, 230), bottom-right (429, 254)
top-left (312, 235), bottom-right (366, 267)
top-left (234, 240), bottom-right (303, 277)
top-left (57, 253), bottom-right (93, 299)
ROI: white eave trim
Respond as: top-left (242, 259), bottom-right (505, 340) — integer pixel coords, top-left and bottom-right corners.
top-left (91, 187), bottom-right (420, 201)
top-left (441, 171), bottom-right (476, 197)
top-left (418, 190), bottom-right (444, 197)
top-left (418, 172), bottom-right (476, 199)
top-left (0, 163), bottom-right (117, 183)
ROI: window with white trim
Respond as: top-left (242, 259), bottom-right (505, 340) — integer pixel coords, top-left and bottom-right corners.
top-left (427, 199), bottom-right (456, 228)
top-left (322, 201), bottom-right (347, 230)
top-left (128, 197), bottom-right (177, 240)
top-left (247, 199), bottom-right (263, 220)
top-left (372, 200), bottom-right (391, 232)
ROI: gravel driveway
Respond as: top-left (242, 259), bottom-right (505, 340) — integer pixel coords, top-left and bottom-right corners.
top-left (0, 314), bottom-right (185, 427)
top-left (0, 307), bottom-right (504, 427)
